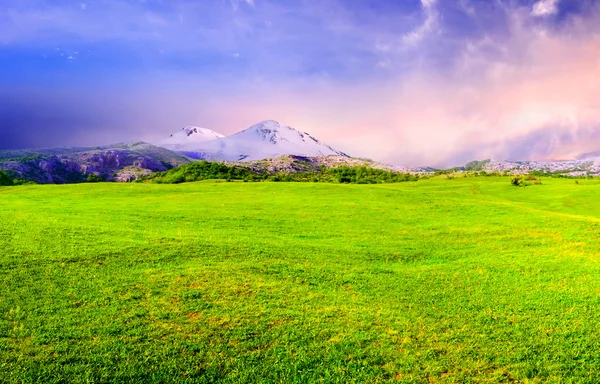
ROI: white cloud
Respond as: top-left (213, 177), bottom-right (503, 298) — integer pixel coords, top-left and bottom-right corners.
top-left (228, 0), bottom-right (255, 11)
top-left (532, 0), bottom-right (560, 17)
top-left (402, 1), bottom-right (439, 47)
top-left (421, 0), bottom-right (437, 9)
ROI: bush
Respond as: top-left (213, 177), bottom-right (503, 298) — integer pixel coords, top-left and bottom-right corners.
top-left (0, 170), bottom-right (13, 186)
top-left (510, 175), bottom-right (524, 186)
top-left (87, 174), bottom-right (104, 183)
top-left (510, 174), bottom-right (542, 187)
top-left (525, 174), bottom-right (538, 181)
top-left (12, 179), bottom-right (36, 186)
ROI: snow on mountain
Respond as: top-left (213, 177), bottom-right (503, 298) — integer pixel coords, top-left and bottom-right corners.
top-left (158, 126), bottom-right (225, 151)
top-left (158, 120), bottom-right (348, 161)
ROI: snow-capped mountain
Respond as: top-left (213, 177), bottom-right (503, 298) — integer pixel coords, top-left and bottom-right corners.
top-left (158, 126), bottom-right (225, 151)
top-left (157, 120), bottom-right (348, 161)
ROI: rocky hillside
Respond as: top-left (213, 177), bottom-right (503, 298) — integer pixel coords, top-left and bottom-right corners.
top-left (0, 142), bottom-right (190, 184)
top-left (462, 158), bottom-right (600, 177)
top-left (222, 155), bottom-right (429, 175)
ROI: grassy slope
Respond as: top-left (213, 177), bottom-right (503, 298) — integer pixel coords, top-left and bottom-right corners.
top-left (1, 177), bottom-right (600, 382)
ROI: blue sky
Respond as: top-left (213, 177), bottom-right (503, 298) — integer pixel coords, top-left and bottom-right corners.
top-left (1, 0), bottom-right (599, 166)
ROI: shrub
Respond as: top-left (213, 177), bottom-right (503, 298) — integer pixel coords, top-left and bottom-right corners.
top-left (510, 175), bottom-right (524, 186)
top-left (12, 179), bottom-right (35, 186)
top-left (87, 174), bottom-right (103, 183)
top-left (0, 170), bottom-right (14, 186)
top-left (525, 174), bottom-right (538, 181)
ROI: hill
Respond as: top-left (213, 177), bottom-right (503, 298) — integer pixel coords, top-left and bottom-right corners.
top-left (0, 142), bottom-right (190, 184)
top-left (461, 157), bottom-right (600, 177)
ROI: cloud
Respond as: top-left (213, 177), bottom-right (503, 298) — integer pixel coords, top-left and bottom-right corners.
top-left (531, 0), bottom-right (560, 17)
top-left (421, 0), bottom-right (437, 9)
top-left (228, 0), bottom-right (255, 11)
top-left (253, 2), bottom-right (600, 167)
top-left (402, 0), bottom-right (439, 46)
top-left (457, 0), bottom-right (476, 17)
top-left (1, 0), bottom-right (600, 168)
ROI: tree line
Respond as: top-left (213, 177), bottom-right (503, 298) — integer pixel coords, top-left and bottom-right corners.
top-left (140, 161), bottom-right (419, 184)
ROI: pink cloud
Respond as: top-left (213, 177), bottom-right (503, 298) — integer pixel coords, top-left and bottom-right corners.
top-left (206, 5), bottom-right (600, 167)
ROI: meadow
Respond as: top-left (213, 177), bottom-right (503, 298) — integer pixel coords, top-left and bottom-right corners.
top-left (2, 177), bottom-right (600, 382)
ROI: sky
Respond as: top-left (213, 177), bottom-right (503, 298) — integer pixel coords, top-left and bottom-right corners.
top-left (1, 0), bottom-right (600, 167)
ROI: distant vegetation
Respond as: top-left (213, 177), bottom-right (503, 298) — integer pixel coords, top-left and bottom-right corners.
top-left (463, 159), bottom-right (491, 171)
top-left (141, 161), bottom-right (419, 184)
top-left (141, 161), bottom-right (257, 183)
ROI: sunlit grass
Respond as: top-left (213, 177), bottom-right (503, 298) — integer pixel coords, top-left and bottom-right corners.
top-left (2, 177), bottom-right (600, 382)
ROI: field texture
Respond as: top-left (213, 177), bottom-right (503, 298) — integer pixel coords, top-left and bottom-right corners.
top-left (2, 177), bottom-right (600, 382)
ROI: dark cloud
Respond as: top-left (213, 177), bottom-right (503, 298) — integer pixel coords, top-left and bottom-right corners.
top-left (0, 91), bottom-right (140, 150)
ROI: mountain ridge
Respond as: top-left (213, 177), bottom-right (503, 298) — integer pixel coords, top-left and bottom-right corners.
top-left (459, 157), bottom-right (600, 177)
top-left (155, 120), bottom-right (348, 161)
top-left (0, 142), bottom-right (190, 183)
top-left (5, 119), bottom-right (600, 183)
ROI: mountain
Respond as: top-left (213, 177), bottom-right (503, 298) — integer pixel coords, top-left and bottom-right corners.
top-left (158, 126), bottom-right (225, 152)
top-left (156, 120), bottom-right (348, 161)
top-left (0, 142), bottom-right (190, 184)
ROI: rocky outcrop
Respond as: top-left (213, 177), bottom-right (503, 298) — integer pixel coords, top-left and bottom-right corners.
top-left (480, 158), bottom-right (600, 176)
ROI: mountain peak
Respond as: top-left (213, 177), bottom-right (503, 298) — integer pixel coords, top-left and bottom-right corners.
top-left (255, 120), bottom-right (281, 127)
top-left (249, 120), bottom-right (293, 133)
top-left (156, 120), bottom-right (348, 162)
top-left (157, 126), bottom-right (225, 152)
top-left (177, 126), bottom-right (224, 139)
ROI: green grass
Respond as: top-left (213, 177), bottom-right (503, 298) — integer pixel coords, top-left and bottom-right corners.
top-left (2, 177), bottom-right (600, 382)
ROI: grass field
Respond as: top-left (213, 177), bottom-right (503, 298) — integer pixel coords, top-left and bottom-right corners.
top-left (2, 177), bottom-right (600, 382)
